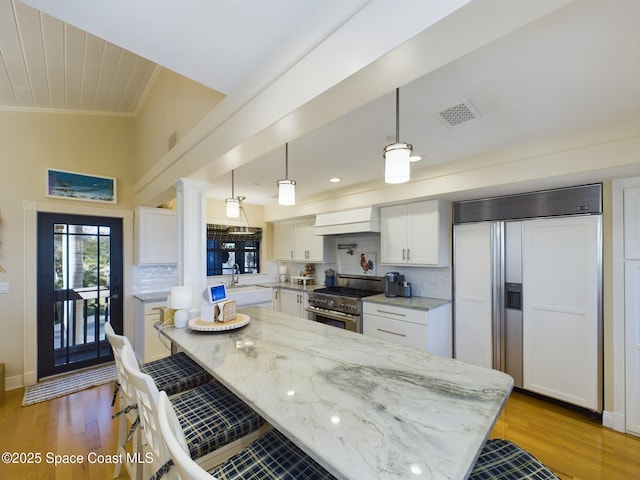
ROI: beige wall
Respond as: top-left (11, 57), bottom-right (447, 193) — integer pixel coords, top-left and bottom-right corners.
top-left (0, 110), bottom-right (135, 386)
top-left (135, 68), bottom-right (224, 189)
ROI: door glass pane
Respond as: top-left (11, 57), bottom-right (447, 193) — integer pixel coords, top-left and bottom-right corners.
top-left (52, 222), bottom-right (112, 365)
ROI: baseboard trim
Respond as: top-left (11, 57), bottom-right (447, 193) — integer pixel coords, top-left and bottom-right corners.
top-left (602, 410), bottom-right (626, 432)
top-left (6, 373), bottom-right (25, 391)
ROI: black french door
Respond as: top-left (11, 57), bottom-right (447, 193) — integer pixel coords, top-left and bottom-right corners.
top-left (37, 212), bottom-right (123, 379)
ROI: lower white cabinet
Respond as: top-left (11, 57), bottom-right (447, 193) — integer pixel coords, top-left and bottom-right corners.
top-left (277, 288), bottom-right (309, 319)
top-left (625, 260), bottom-right (640, 435)
top-left (134, 298), bottom-right (170, 363)
top-left (362, 302), bottom-right (452, 357)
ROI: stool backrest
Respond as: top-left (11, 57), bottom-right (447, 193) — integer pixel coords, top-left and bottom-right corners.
top-left (157, 390), bottom-right (215, 480)
top-left (104, 322), bottom-right (138, 408)
top-left (119, 341), bottom-right (172, 478)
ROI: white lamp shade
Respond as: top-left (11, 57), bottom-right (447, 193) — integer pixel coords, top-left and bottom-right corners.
top-left (226, 197), bottom-right (240, 217)
top-left (170, 286), bottom-right (192, 310)
top-left (384, 143), bottom-right (411, 184)
top-left (278, 179), bottom-right (296, 205)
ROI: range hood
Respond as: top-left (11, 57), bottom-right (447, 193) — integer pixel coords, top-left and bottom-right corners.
top-left (314, 207), bottom-right (380, 235)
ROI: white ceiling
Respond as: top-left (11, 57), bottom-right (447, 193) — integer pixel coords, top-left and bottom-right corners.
top-left (2, 0), bottom-right (640, 205)
top-left (0, 0), bottom-right (156, 113)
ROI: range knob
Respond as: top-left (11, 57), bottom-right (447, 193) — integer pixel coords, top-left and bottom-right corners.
top-left (326, 299), bottom-right (335, 308)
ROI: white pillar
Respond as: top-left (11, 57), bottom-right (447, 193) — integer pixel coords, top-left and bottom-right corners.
top-left (173, 178), bottom-right (209, 312)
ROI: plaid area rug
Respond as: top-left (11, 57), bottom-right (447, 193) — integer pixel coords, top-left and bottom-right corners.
top-left (22, 363), bottom-right (116, 406)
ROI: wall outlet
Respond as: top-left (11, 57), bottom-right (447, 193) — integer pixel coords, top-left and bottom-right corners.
top-left (0, 282), bottom-right (9, 294)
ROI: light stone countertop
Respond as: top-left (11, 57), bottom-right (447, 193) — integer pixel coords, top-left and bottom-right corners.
top-left (159, 306), bottom-right (513, 480)
top-left (363, 293), bottom-right (451, 311)
top-left (133, 291), bottom-right (170, 302)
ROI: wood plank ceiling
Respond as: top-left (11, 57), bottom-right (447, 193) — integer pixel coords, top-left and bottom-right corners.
top-left (0, 0), bottom-right (156, 114)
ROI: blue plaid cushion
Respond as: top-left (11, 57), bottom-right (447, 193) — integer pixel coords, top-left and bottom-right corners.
top-left (171, 381), bottom-right (265, 459)
top-left (210, 429), bottom-right (336, 480)
top-left (469, 439), bottom-right (559, 479)
top-left (140, 352), bottom-right (211, 396)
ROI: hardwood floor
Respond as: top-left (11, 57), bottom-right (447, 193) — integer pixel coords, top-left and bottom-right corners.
top-left (490, 391), bottom-right (640, 479)
top-left (0, 383), bottom-right (638, 479)
top-left (0, 383), bottom-right (129, 480)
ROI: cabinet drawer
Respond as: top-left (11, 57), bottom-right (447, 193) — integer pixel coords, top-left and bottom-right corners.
top-left (363, 302), bottom-right (427, 326)
top-left (363, 314), bottom-right (427, 350)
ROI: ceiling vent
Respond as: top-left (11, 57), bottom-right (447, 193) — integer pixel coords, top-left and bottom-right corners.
top-left (437, 100), bottom-right (479, 127)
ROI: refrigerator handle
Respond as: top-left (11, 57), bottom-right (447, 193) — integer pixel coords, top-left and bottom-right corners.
top-left (491, 222), bottom-right (505, 372)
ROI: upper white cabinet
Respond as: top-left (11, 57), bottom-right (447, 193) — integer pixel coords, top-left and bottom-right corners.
top-left (274, 217), bottom-right (334, 262)
top-left (380, 200), bottom-right (450, 266)
top-left (134, 207), bottom-right (177, 264)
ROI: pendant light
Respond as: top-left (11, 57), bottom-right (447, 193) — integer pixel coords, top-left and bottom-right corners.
top-left (383, 88), bottom-right (412, 184)
top-left (225, 170), bottom-right (240, 218)
top-left (228, 196), bottom-right (257, 235)
top-left (277, 143), bottom-right (296, 205)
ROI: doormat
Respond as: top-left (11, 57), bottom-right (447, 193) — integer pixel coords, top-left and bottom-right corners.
top-left (22, 363), bottom-right (117, 406)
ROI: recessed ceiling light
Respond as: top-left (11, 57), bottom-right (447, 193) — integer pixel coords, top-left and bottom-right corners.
top-left (409, 154), bottom-right (423, 162)
top-left (329, 177), bottom-right (341, 183)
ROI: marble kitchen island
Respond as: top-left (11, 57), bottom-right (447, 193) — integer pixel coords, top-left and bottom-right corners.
top-left (159, 306), bottom-right (513, 479)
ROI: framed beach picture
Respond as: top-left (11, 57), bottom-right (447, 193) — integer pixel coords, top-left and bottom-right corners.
top-left (46, 169), bottom-right (117, 204)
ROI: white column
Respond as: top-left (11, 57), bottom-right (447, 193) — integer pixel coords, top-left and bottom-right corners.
top-left (173, 178), bottom-right (209, 312)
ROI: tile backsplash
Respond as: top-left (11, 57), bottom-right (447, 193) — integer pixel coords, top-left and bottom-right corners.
top-left (132, 264), bottom-right (177, 294)
top-left (277, 232), bottom-right (451, 299)
top-left (133, 232), bottom-right (451, 300)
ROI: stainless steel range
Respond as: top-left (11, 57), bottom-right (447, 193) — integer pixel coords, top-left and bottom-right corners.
top-left (306, 274), bottom-right (384, 333)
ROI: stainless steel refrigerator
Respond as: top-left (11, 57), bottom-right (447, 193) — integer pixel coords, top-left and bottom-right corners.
top-left (453, 184), bottom-right (603, 413)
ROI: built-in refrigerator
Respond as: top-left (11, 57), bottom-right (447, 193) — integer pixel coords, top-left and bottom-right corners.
top-left (453, 184), bottom-right (603, 413)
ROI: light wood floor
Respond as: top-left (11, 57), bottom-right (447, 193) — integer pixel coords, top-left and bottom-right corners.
top-left (1, 384), bottom-right (638, 479)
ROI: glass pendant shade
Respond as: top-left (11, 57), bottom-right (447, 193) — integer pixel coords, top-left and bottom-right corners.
top-left (384, 142), bottom-right (412, 184)
top-left (383, 87), bottom-right (412, 184)
top-left (278, 143), bottom-right (296, 205)
top-left (278, 179), bottom-right (296, 206)
top-left (225, 197), bottom-right (240, 217)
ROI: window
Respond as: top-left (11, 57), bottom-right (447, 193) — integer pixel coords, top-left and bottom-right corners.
top-left (206, 224), bottom-right (261, 276)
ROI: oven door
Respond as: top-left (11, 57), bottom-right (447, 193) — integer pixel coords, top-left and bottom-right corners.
top-left (306, 306), bottom-right (360, 333)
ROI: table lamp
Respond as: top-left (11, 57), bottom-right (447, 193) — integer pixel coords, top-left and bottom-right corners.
top-left (171, 285), bottom-right (192, 328)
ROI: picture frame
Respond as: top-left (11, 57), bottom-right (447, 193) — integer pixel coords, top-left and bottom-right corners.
top-left (46, 168), bottom-right (117, 204)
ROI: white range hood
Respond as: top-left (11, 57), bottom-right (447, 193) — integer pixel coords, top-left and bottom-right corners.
top-left (314, 207), bottom-right (380, 235)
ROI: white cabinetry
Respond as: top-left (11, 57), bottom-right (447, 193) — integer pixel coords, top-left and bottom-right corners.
top-left (273, 218), bottom-right (334, 262)
top-left (362, 302), bottom-right (452, 357)
top-left (277, 288), bottom-right (309, 319)
top-left (625, 260), bottom-right (640, 435)
top-left (134, 207), bottom-right (177, 264)
top-left (134, 298), bottom-right (170, 363)
top-left (522, 216), bottom-right (601, 411)
top-left (380, 200), bottom-right (449, 266)
top-left (623, 184), bottom-right (640, 435)
top-left (273, 220), bottom-right (295, 261)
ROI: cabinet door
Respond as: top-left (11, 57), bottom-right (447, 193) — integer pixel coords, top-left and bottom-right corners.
top-left (135, 207), bottom-right (177, 264)
top-left (306, 225), bottom-right (326, 262)
top-left (625, 261), bottom-right (640, 435)
top-left (380, 204), bottom-right (407, 264)
top-left (294, 218), bottom-right (311, 260)
top-left (407, 201), bottom-right (441, 265)
top-left (274, 221), bottom-right (295, 260)
top-left (279, 289), bottom-right (305, 318)
top-left (453, 223), bottom-right (493, 369)
top-left (135, 300), bottom-right (170, 363)
top-left (522, 216), bottom-right (601, 411)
